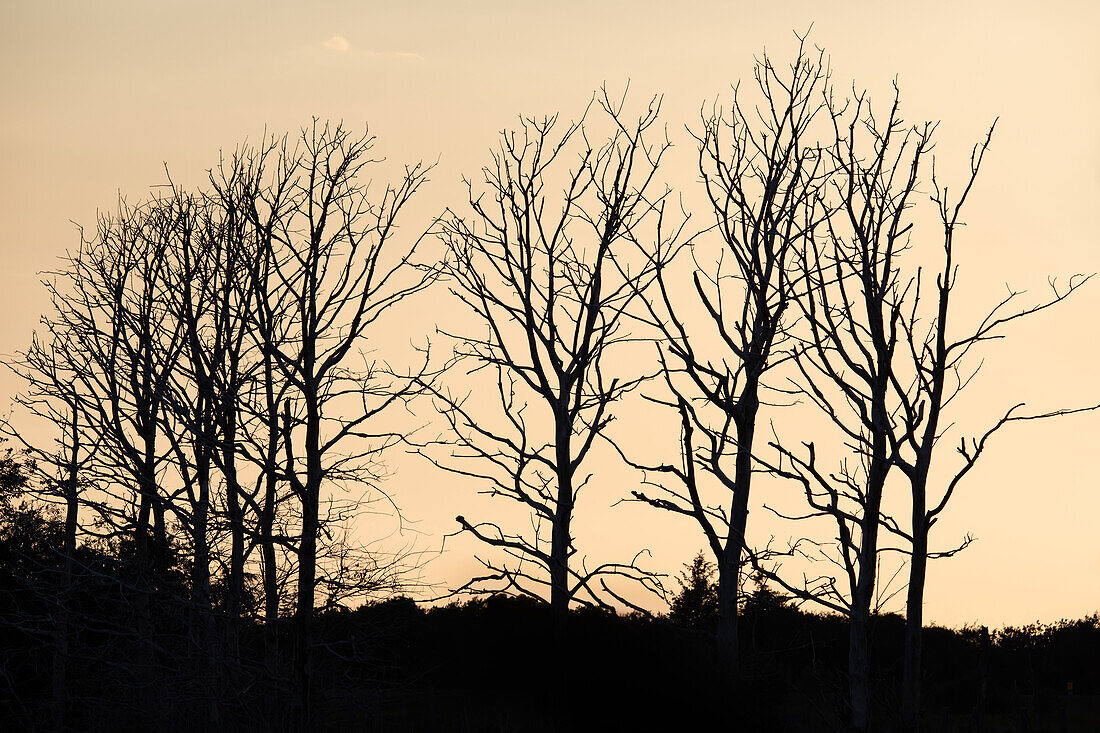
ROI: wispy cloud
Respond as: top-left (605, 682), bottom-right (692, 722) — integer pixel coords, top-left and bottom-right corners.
top-left (319, 35), bottom-right (423, 61)
top-left (322, 35), bottom-right (351, 52)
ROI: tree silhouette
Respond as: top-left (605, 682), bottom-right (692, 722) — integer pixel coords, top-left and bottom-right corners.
top-left (420, 91), bottom-right (672, 642)
top-left (226, 123), bottom-right (438, 731)
top-left (755, 80), bottom-right (1093, 732)
top-left (881, 125), bottom-right (1094, 730)
top-left (621, 36), bottom-right (830, 674)
top-left (668, 551), bottom-right (719, 631)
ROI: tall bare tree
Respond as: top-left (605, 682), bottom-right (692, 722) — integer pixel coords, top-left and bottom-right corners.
top-left (750, 81), bottom-right (1095, 731)
top-left (621, 40), bottom-right (830, 673)
top-left (754, 85), bottom-right (933, 732)
top-left (12, 195), bottom-right (193, 727)
top-left (237, 123), bottom-right (438, 731)
top-left (42, 197), bottom-right (188, 588)
top-left (205, 140), bottom-right (298, 716)
top-left (3, 329), bottom-right (99, 733)
top-left (157, 182), bottom-right (263, 725)
top-left (884, 123), bottom-right (1094, 730)
top-left (422, 93), bottom-right (670, 641)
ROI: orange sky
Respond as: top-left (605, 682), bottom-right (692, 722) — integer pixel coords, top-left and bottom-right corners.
top-left (1, 0), bottom-right (1098, 628)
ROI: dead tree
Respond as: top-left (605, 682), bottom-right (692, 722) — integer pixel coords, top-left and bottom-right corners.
top-left (754, 85), bottom-right (934, 733)
top-left (158, 182), bottom-right (263, 724)
top-left (238, 123), bottom-right (437, 731)
top-left (621, 40), bottom-right (830, 673)
top-left (21, 196), bottom-right (191, 727)
top-left (886, 123), bottom-right (1094, 731)
top-left (3, 330), bottom-right (99, 733)
top-left (205, 139), bottom-right (298, 715)
top-left (423, 92), bottom-right (670, 642)
top-left (42, 198), bottom-right (188, 587)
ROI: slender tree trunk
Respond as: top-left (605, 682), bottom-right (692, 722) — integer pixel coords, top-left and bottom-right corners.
top-left (218, 407), bottom-right (244, 728)
top-left (296, 490), bottom-right (318, 732)
top-left (549, 473), bottom-right (573, 646)
top-left (225, 454), bottom-right (244, 642)
top-left (549, 415), bottom-right (574, 728)
top-left (51, 422), bottom-right (79, 733)
top-left (715, 558), bottom-right (739, 671)
top-left (902, 489), bottom-right (929, 731)
top-left (550, 420), bottom-right (574, 647)
top-left (849, 606), bottom-right (872, 733)
top-left (261, 398), bottom-right (282, 727)
top-left (717, 388), bottom-right (759, 676)
top-left (295, 395), bottom-right (321, 733)
top-left (849, 394), bottom-right (889, 733)
top-left (221, 392), bottom-right (244, 635)
top-left (192, 457), bottom-right (221, 732)
top-left (142, 429), bottom-right (166, 569)
top-left (134, 426), bottom-right (165, 726)
top-left (262, 479), bottom-right (282, 728)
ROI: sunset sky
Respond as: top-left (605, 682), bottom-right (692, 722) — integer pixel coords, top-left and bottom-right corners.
top-left (2, 0), bottom-right (1097, 628)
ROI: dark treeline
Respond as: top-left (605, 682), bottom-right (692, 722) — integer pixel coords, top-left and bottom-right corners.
top-left (3, 512), bottom-right (1099, 731)
top-left (2, 34), bottom-right (1097, 732)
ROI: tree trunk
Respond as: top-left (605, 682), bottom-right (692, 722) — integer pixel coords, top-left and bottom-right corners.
top-left (295, 395), bottom-right (321, 733)
top-left (296, 493), bottom-right (318, 732)
top-left (845, 362), bottom-right (890, 732)
top-left (902, 518), bottom-right (929, 730)
top-left (51, 430), bottom-right (79, 733)
top-left (226, 457), bottom-right (244, 645)
top-left (550, 418), bottom-right (574, 646)
top-left (549, 469), bottom-right (573, 647)
top-left (849, 607), bottom-right (872, 733)
top-left (715, 558), bottom-right (739, 674)
top-left (717, 394), bottom-right (758, 677)
top-left (262, 491), bottom-right (282, 729)
top-left (549, 417), bottom-right (574, 727)
top-left (262, 412), bottom-right (282, 727)
top-left (192, 455), bottom-right (221, 732)
top-left (848, 462), bottom-right (886, 730)
top-left (142, 430), bottom-right (166, 569)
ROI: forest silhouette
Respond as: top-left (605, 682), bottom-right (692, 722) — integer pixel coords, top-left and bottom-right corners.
top-left (1, 37), bottom-right (1097, 732)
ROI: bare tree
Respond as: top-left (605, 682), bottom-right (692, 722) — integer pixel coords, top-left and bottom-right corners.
top-left (8, 195), bottom-right (194, 728)
top-left (207, 139), bottom-right (299, 716)
top-left (421, 93), bottom-right (670, 642)
top-left (746, 80), bottom-right (1095, 731)
top-left (751, 84), bottom-right (934, 732)
top-left (2, 127), bottom-right (435, 730)
top-left (884, 123), bottom-right (1094, 730)
top-left (43, 196), bottom-right (188, 589)
top-left (620, 40), bottom-right (830, 674)
top-left (237, 122), bottom-right (438, 731)
top-left (157, 181), bottom-right (264, 725)
top-left (3, 329), bottom-right (99, 733)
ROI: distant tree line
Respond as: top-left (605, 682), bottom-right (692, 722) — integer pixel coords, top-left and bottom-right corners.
top-left (1, 34), bottom-right (1095, 732)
